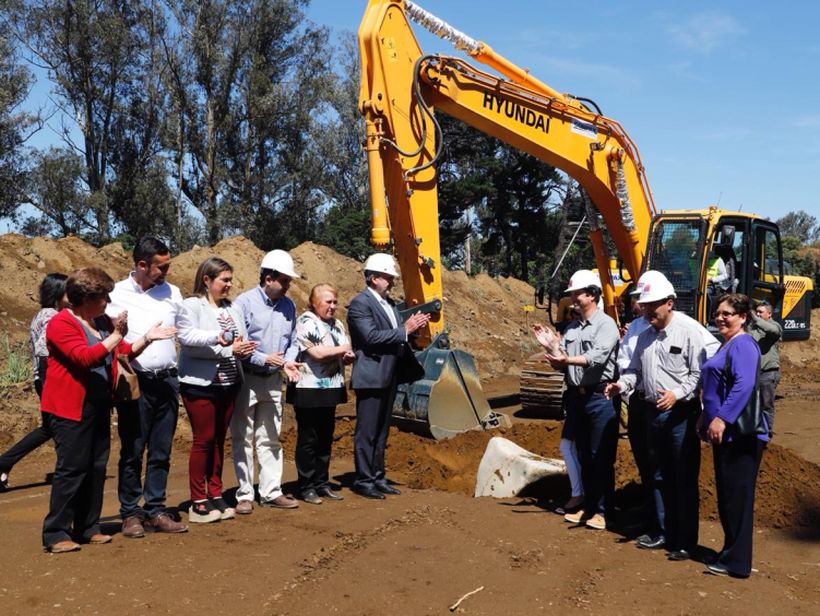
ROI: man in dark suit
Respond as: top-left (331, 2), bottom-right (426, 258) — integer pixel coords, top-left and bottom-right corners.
top-left (347, 253), bottom-right (430, 499)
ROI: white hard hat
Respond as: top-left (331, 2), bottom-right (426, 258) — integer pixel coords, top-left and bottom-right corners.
top-left (565, 269), bottom-right (601, 293)
top-left (364, 253), bottom-right (400, 278)
top-left (260, 249), bottom-right (300, 279)
top-left (636, 270), bottom-right (676, 303)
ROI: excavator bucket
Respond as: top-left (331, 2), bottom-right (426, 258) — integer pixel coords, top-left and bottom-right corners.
top-left (393, 334), bottom-right (511, 440)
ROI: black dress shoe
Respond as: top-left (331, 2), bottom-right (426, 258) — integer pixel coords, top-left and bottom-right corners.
top-left (667, 549), bottom-right (690, 561)
top-left (705, 563), bottom-right (730, 577)
top-left (317, 487), bottom-right (344, 501)
top-left (635, 534), bottom-right (666, 550)
top-left (705, 563), bottom-right (749, 579)
top-left (300, 489), bottom-right (323, 505)
top-left (376, 483), bottom-right (401, 495)
top-left (353, 487), bottom-right (386, 500)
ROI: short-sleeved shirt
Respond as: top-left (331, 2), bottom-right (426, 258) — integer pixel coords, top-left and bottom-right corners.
top-left (293, 311), bottom-right (349, 390)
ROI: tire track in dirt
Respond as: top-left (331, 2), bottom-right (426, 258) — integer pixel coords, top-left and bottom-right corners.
top-left (269, 505), bottom-right (456, 602)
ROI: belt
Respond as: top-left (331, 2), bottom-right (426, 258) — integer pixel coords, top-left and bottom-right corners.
top-left (568, 383), bottom-right (609, 395)
top-left (137, 368), bottom-right (178, 379)
top-left (246, 367), bottom-right (277, 377)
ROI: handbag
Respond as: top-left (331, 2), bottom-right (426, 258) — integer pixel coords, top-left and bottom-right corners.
top-left (115, 355), bottom-right (141, 402)
top-left (723, 340), bottom-right (766, 437)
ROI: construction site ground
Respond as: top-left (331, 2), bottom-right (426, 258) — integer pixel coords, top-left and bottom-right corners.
top-left (0, 235), bottom-right (818, 615)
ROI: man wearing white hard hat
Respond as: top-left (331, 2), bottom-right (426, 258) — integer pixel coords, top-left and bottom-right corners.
top-left (231, 250), bottom-right (303, 513)
top-left (346, 253), bottom-right (430, 500)
top-left (606, 270), bottom-right (715, 561)
top-left (534, 269), bottom-right (620, 531)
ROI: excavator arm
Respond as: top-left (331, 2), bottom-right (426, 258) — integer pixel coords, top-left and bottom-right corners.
top-left (359, 0), bottom-right (656, 331)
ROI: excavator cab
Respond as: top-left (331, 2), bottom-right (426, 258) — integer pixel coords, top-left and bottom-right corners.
top-left (645, 209), bottom-right (812, 340)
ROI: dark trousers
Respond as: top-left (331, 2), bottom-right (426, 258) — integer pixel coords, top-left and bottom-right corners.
top-left (295, 405), bottom-right (336, 493)
top-left (0, 372), bottom-right (51, 475)
top-left (117, 373), bottom-right (179, 519)
top-left (627, 395), bottom-right (652, 492)
top-left (0, 414), bottom-right (51, 474)
top-left (714, 435), bottom-right (765, 577)
top-left (353, 384), bottom-right (397, 491)
top-left (646, 399), bottom-right (701, 551)
top-left (567, 389), bottom-right (618, 517)
top-left (759, 369), bottom-right (780, 435)
top-left (182, 388), bottom-right (236, 502)
top-left (42, 397), bottom-right (111, 547)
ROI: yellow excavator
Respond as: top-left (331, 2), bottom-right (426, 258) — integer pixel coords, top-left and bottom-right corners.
top-left (358, 0), bottom-right (814, 432)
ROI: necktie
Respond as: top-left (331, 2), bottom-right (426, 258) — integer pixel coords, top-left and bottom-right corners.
top-left (381, 299), bottom-right (398, 328)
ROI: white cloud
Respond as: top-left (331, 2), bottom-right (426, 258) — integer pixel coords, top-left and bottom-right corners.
top-left (527, 53), bottom-right (640, 90)
top-left (694, 127), bottom-right (752, 142)
top-left (667, 11), bottom-right (745, 53)
top-left (791, 115), bottom-right (820, 128)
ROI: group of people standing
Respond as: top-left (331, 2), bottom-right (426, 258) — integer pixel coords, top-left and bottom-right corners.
top-left (0, 239), bottom-right (783, 579)
top-left (2, 236), bottom-right (427, 554)
top-left (533, 268), bottom-right (781, 579)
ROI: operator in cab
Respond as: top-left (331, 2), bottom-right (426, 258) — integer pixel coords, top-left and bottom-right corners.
top-left (533, 270), bottom-right (620, 531)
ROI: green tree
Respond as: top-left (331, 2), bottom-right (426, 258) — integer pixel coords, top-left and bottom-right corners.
top-left (161, 0), bottom-right (333, 247)
top-left (20, 147), bottom-right (91, 236)
top-left (0, 19), bottom-right (36, 219)
top-left (777, 210), bottom-right (820, 244)
top-left (9, 0), bottom-right (156, 242)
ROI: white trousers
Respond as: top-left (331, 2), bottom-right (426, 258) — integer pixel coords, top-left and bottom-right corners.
top-left (560, 438), bottom-right (583, 498)
top-left (231, 373), bottom-right (284, 503)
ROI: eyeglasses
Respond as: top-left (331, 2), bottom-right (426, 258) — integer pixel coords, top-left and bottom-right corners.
top-left (713, 310), bottom-right (738, 318)
top-left (276, 276), bottom-right (292, 284)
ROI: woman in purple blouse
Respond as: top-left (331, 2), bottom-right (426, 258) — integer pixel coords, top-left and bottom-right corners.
top-left (700, 293), bottom-right (766, 578)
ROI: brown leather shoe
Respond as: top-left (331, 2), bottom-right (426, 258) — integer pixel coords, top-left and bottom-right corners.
top-left (260, 495), bottom-right (299, 509)
top-left (88, 533), bottom-right (113, 545)
top-left (121, 516), bottom-right (145, 539)
top-left (144, 512), bottom-right (189, 534)
top-left (235, 500), bottom-right (254, 515)
top-left (47, 540), bottom-right (81, 553)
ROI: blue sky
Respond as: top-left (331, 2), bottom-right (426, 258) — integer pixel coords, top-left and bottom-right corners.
top-left (15, 0), bottom-right (819, 231)
top-left (308, 0), bottom-right (820, 222)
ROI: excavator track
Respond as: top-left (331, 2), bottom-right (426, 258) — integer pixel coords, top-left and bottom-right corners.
top-left (519, 353), bottom-right (565, 418)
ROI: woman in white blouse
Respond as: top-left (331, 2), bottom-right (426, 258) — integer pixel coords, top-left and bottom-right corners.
top-left (178, 257), bottom-right (255, 523)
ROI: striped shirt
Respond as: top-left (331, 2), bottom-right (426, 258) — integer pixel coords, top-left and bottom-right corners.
top-left (617, 312), bottom-right (709, 403)
top-left (214, 308), bottom-right (240, 386)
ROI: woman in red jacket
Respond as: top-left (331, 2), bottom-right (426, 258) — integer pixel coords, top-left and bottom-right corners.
top-left (41, 267), bottom-right (175, 553)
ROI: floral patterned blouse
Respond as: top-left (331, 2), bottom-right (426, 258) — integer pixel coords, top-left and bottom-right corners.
top-left (30, 307), bottom-right (58, 380)
top-left (293, 311), bottom-right (349, 390)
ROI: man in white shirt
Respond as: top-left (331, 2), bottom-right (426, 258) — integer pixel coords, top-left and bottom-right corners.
top-left (109, 237), bottom-right (217, 537)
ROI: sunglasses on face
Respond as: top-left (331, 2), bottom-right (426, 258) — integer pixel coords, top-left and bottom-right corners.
top-left (713, 310), bottom-right (738, 318)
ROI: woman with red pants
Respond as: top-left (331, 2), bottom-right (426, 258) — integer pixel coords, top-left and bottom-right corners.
top-left (178, 257), bottom-right (256, 523)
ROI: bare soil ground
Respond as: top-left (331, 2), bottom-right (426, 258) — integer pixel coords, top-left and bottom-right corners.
top-left (0, 235), bottom-right (819, 615)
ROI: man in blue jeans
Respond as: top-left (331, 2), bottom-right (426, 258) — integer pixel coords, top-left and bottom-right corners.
top-left (537, 269), bottom-right (620, 531)
top-left (109, 237), bottom-right (218, 537)
top-left (606, 271), bottom-right (709, 561)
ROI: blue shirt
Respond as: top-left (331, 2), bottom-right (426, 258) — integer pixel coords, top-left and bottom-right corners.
top-left (701, 333), bottom-right (768, 443)
top-left (234, 286), bottom-right (298, 374)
